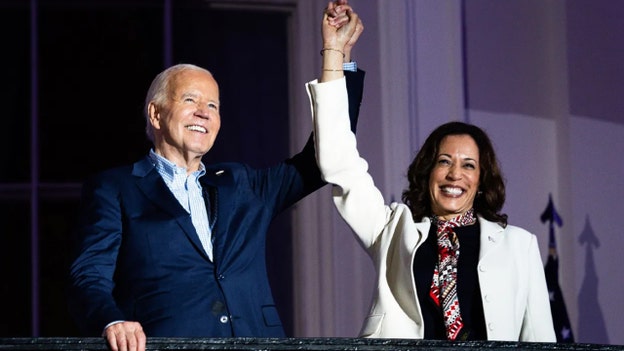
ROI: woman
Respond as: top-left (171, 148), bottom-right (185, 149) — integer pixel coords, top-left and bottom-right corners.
top-left (306, 6), bottom-right (556, 342)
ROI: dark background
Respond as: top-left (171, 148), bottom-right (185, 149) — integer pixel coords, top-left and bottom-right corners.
top-left (0, 0), bottom-right (294, 337)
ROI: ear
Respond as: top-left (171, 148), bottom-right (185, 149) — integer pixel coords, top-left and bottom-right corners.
top-left (148, 101), bottom-right (161, 131)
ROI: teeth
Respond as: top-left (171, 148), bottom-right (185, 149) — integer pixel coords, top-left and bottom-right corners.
top-left (442, 187), bottom-right (462, 195)
top-left (186, 125), bottom-right (207, 133)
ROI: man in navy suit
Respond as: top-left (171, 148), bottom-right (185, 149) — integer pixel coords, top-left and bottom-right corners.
top-left (67, 3), bottom-right (363, 351)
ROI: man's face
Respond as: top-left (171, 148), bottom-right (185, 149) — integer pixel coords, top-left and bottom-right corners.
top-left (149, 69), bottom-right (221, 161)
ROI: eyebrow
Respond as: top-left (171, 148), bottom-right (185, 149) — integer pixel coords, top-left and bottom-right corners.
top-left (180, 92), bottom-right (199, 98)
top-left (438, 153), bottom-right (478, 162)
top-left (181, 92), bottom-right (219, 103)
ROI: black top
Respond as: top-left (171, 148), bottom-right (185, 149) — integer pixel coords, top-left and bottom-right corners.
top-left (413, 222), bottom-right (487, 340)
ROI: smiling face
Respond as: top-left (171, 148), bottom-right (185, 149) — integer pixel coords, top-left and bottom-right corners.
top-left (428, 134), bottom-right (480, 221)
top-left (148, 69), bottom-right (220, 169)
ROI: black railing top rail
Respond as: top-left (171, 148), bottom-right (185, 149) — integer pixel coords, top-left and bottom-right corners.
top-left (0, 338), bottom-right (622, 351)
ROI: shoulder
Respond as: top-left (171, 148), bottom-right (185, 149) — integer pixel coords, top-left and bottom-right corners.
top-left (504, 223), bottom-right (534, 236)
top-left (205, 161), bottom-right (246, 172)
top-left (203, 162), bottom-right (256, 188)
top-left (498, 221), bottom-right (539, 247)
top-left (77, 164), bottom-right (136, 203)
top-left (389, 202), bottom-right (431, 234)
top-left (388, 202), bottom-right (415, 221)
top-left (82, 156), bottom-right (152, 189)
top-left (479, 217), bottom-right (536, 241)
top-left (86, 164), bottom-right (134, 185)
top-left (205, 162), bottom-right (250, 179)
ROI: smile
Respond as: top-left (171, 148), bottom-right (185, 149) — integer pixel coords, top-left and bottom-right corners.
top-left (186, 125), bottom-right (207, 133)
top-left (441, 186), bottom-right (463, 196)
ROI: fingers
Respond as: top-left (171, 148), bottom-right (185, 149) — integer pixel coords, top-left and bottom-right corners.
top-left (137, 328), bottom-right (147, 351)
top-left (321, 0), bottom-right (361, 56)
top-left (343, 17), bottom-right (363, 62)
top-left (346, 17), bottom-right (364, 48)
top-left (339, 9), bottom-right (359, 37)
top-left (326, 2), bottom-right (352, 25)
top-left (105, 322), bottom-right (146, 351)
top-left (326, 5), bottom-right (353, 28)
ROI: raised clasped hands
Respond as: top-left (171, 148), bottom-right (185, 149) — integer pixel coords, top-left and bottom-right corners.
top-left (322, 0), bottom-right (363, 62)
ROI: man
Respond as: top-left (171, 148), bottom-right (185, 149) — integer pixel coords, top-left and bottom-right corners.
top-left (67, 3), bottom-right (363, 351)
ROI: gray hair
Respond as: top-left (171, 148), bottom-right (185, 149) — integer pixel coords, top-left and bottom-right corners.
top-left (143, 64), bottom-right (213, 142)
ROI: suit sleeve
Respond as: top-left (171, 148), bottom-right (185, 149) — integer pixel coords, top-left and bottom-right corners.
top-left (67, 174), bottom-right (127, 335)
top-left (345, 69), bottom-right (365, 134)
top-left (259, 70), bottom-right (366, 214)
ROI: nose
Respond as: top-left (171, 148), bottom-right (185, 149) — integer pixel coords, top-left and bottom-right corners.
top-left (446, 164), bottom-right (461, 180)
top-left (195, 105), bottom-right (211, 119)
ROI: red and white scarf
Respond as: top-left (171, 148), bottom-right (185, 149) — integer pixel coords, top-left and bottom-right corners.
top-left (429, 208), bottom-right (476, 340)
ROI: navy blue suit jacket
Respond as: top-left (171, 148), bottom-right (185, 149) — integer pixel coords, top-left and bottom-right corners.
top-left (68, 70), bottom-right (365, 337)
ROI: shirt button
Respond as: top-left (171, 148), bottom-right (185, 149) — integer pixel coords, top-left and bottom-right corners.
top-left (488, 323), bottom-right (494, 331)
top-left (220, 315), bottom-right (229, 323)
top-left (218, 274), bottom-right (225, 280)
top-left (478, 265), bottom-right (486, 272)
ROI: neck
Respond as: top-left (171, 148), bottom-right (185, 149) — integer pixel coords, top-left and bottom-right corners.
top-left (153, 147), bottom-right (203, 175)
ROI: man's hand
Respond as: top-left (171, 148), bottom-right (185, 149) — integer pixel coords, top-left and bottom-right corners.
top-left (322, 2), bottom-right (359, 53)
top-left (104, 321), bottom-right (146, 351)
top-left (343, 14), bottom-right (363, 63)
top-left (324, 0), bottom-right (364, 62)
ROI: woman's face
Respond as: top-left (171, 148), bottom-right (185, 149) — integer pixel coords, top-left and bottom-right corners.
top-left (428, 134), bottom-right (480, 221)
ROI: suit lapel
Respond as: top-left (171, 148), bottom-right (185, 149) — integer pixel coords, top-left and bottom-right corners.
top-left (133, 158), bottom-right (211, 261)
top-left (203, 186), bottom-right (218, 232)
top-left (201, 166), bottom-right (235, 264)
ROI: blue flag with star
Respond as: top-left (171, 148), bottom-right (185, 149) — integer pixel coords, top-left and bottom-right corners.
top-left (540, 194), bottom-right (574, 343)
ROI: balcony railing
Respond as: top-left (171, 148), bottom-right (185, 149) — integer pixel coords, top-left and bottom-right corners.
top-left (0, 338), bottom-right (622, 351)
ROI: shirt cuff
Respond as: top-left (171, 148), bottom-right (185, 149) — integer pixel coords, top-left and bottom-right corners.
top-left (342, 61), bottom-right (357, 72)
top-left (102, 320), bottom-right (125, 336)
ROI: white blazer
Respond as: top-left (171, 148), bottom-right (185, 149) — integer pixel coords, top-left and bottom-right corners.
top-left (306, 78), bottom-right (556, 342)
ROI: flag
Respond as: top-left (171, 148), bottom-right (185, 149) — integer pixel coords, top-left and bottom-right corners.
top-left (540, 194), bottom-right (574, 343)
top-left (544, 253), bottom-right (575, 342)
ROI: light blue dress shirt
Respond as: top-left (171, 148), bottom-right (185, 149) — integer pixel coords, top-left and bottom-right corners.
top-left (149, 150), bottom-right (213, 261)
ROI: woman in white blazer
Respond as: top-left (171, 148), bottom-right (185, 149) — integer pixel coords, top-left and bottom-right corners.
top-left (307, 8), bottom-right (556, 342)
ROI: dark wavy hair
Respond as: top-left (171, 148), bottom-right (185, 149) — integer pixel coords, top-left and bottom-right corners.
top-left (401, 121), bottom-right (508, 226)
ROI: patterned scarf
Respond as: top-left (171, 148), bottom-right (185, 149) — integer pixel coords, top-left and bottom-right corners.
top-left (429, 208), bottom-right (476, 340)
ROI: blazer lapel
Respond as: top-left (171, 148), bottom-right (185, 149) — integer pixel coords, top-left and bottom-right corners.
top-left (411, 217), bottom-right (432, 251)
top-left (201, 166), bottom-right (235, 264)
top-left (388, 211), bottom-right (431, 323)
top-left (477, 217), bottom-right (505, 261)
top-left (132, 157), bottom-right (210, 261)
top-left (203, 186), bottom-right (218, 232)
top-left (202, 185), bottom-right (218, 258)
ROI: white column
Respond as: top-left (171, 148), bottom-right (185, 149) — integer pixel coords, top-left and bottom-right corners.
top-left (410, 0), bottom-right (466, 145)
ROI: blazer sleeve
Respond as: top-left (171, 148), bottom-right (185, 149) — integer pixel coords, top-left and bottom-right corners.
top-left (345, 69), bottom-right (365, 133)
top-left (306, 77), bottom-right (389, 249)
top-left (239, 70), bottom-right (366, 216)
top-left (67, 173), bottom-right (127, 335)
